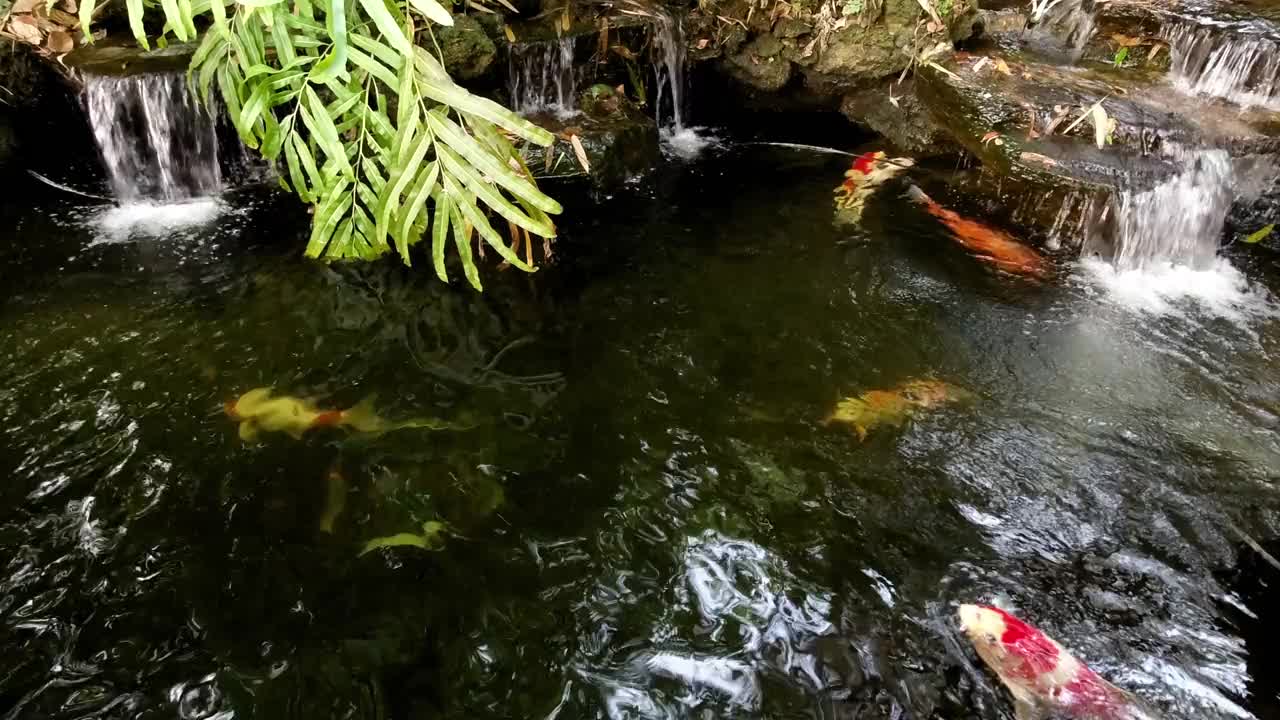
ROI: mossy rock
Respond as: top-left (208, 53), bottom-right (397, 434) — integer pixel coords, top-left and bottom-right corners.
top-left (433, 15), bottom-right (497, 80)
top-left (521, 104), bottom-right (659, 189)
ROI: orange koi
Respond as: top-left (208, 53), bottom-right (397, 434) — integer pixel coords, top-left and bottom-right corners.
top-left (905, 186), bottom-right (1048, 278)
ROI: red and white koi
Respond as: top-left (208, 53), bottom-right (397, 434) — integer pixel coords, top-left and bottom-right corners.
top-left (834, 151), bottom-right (914, 220)
top-left (958, 604), bottom-right (1159, 720)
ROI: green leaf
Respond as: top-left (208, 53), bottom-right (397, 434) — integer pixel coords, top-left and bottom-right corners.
top-left (395, 161), bottom-right (438, 264)
top-left (408, 0), bottom-right (453, 25)
top-left (261, 113), bottom-right (289, 160)
top-left (414, 53), bottom-right (554, 146)
top-left (300, 86), bottom-right (351, 177)
top-left (236, 0), bottom-right (285, 6)
top-left (450, 199), bottom-right (483, 290)
top-left (306, 176), bottom-right (353, 257)
top-left (290, 134), bottom-right (324, 191)
top-left (270, 12), bottom-right (297, 65)
top-left (375, 126), bottom-right (432, 248)
top-left (347, 44), bottom-right (399, 88)
top-left (238, 81), bottom-right (272, 143)
top-left (425, 110), bottom-right (561, 215)
top-left (1244, 224), bottom-right (1275, 244)
top-left (178, 0), bottom-right (198, 40)
top-left (436, 144), bottom-right (552, 238)
top-left (124, 0), bottom-right (150, 47)
top-left (80, 0), bottom-right (97, 42)
top-left (209, 0), bottom-right (230, 38)
top-left (349, 31), bottom-right (400, 68)
top-left (432, 189), bottom-right (452, 280)
top-left (310, 0), bottom-right (349, 82)
top-left (445, 174), bottom-right (533, 271)
top-left (284, 134), bottom-right (315, 202)
top-left (357, 0), bottom-right (412, 54)
top-left (159, 0), bottom-right (190, 41)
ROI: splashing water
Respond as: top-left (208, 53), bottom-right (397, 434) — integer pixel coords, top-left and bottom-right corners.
top-left (1164, 22), bottom-right (1280, 109)
top-left (85, 73), bottom-right (222, 202)
top-left (1079, 149), bottom-right (1274, 318)
top-left (507, 38), bottom-right (578, 115)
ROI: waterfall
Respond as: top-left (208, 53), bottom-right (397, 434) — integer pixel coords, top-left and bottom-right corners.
top-left (652, 11), bottom-right (686, 130)
top-left (507, 38), bottom-right (577, 115)
top-left (1164, 22), bottom-right (1280, 109)
top-left (85, 73), bottom-right (222, 202)
top-left (1029, 0), bottom-right (1097, 53)
top-left (1085, 149), bottom-right (1234, 270)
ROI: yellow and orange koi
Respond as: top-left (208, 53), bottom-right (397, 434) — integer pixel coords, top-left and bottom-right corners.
top-left (224, 388), bottom-right (465, 442)
top-left (824, 379), bottom-right (971, 441)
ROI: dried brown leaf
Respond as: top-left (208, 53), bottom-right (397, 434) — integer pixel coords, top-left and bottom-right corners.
top-left (1146, 42), bottom-right (1164, 61)
top-left (981, 130), bottom-right (1001, 145)
top-left (1110, 33), bottom-right (1144, 47)
top-left (503, 23), bottom-right (516, 42)
top-left (569, 134), bottom-right (590, 172)
top-left (46, 28), bottom-right (72, 52)
top-left (1020, 151), bottom-right (1058, 167)
top-left (972, 56), bottom-right (991, 73)
top-left (13, 0), bottom-right (41, 13)
top-left (993, 58), bottom-right (1011, 75)
top-left (9, 15), bottom-right (45, 44)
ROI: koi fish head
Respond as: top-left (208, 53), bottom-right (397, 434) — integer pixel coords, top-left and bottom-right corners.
top-left (960, 604), bottom-right (1062, 673)
top-left (851, 151), bottom-right (886, 176)
top-left (224, 399), bottom-right (242, 420)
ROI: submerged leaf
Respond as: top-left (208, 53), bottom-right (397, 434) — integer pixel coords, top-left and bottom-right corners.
top-left (1244, 224), bottom-right (1275, 244)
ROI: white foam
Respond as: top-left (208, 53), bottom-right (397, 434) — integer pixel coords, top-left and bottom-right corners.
top-left (1077, 256), bottom-right (1276, 321)
top-left (91, 198), bottom-right (225, 244)
top-left (660, 126), bottom-right (720, 159)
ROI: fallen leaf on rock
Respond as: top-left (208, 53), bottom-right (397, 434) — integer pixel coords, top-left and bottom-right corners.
top-left (46, 28), bottom-right (72, 53)
top-left (9, 15), bottom-right (45, 44)
top-left (972, 56), bottom-right (991, 73)
top-left (697, 37), bottom-right (709, 49)
top-left (1089, 102), bottom-right (1109, 148)
top-left (1147, 42), bottom-right (1164, 61)
top-left (981, 130), bottom-right (1002, 145)
top-left (503, 23), bottom-right (516, 42)
top-left (569, 134), bottom-right (590, 172)
top-left (13, 0), bottom-right (41, 13)
top-left (1110, 33), bottom-right (1144, 47)
top-left (993, 58), bottom-right (1012, 75)
top-left (1020, 151), bottom-right (1058, 166)
top-left (927, 20), bottom-right (941, 32)
top-left (1244, 224), bottom-right (1274, 244)
top-left (926, 61), bottom-right (961, 80)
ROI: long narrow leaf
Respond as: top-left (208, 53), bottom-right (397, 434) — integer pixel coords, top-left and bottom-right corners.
top-left (347, 44), bottom-right (399, 88)
top-left (124, 0), bottom-right (150, 47)
top-left (357, 0), bottom-right (412, 54)
top-left (375, 129), bottom-right (432, 247)
top-left (306, 177), bottom-right (353, 257)
top-left (445, 175), bottom-right (534, 271)
top-left (395, 161), bottom-right (438, 260)
top-left (450, 201), bottom-right (482, 290)
top-left (425, 110), bottom-right (561, 214)
top-left (432, 190), bottom-right (452, 281)
top-left (415, 59), bottom-right (554, 146)
top-left (300, 87), bottom-right (351, 177)
top-left (310, 0), bottom-right (348, 82)
top-left (436, 144), bottom-right (553, 237)
top-left (408, 0), bottom-right (453, 25)
top-left (159, 0), bottom-right (190, 40)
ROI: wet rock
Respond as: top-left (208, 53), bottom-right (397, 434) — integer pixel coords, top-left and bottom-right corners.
top-left (434, 15), bottom-right (497, 80)
top-left (0, 39), bottom-right (96, 175)
top-left (63, 39), bottom-right (197, 76)
top-left (914, 47), bottom-right (1280, 194)
top-left (724, 36), bottom-right (794, 92)
top-left (521, 100), bottom-right (659, 190)
top-left (839, 78), bottom-right (957, 155)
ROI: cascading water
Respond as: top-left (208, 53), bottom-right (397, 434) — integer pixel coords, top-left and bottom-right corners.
top-left (1164, 22), bottom-right (1280, 109)
top-left (1085, 148), bottom-right (1234, 271)
top-left (1030, 0), bottom-right (1097, 54)
top-left (85, 73), bottom-right (222, 203)
top-left (507, 38), bottom-right (577, 115)
top-left (652, 11), bottom-right (686, 131)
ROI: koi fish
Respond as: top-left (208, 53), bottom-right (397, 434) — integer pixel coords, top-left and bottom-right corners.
top-left (225, 388), bottom-right (468, 442)
top-left (824, 378), bottom-right (971, 441)
top-left (834, 151), bottom-right (914, 221)
top-left (904, 185), bottom-right (1048, 278)
top-left (958, 604), bottom-right (1159, 720)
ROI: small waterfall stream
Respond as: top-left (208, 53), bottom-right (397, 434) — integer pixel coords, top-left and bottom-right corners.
top-left (507, 38), bottom-right (578, 115)
top-left (1084, 149), bottom-right (1234, 271)
top-left (652, 11), bottom-right (686, 131)
top-left (1164, 22), bottom-right (1280, 109)
top-left (85, 73), bottom-right (222, 203)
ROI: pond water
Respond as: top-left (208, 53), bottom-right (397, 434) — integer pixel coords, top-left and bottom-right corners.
top-left (2, 146), bottom-right (1280, 720)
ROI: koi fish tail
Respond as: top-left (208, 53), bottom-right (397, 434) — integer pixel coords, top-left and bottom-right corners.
top-left (338, 395), bottom-right (386, 433)
top-left (311, 410), bottom-right (345, 428)
top-left (903, 184), bottom-right (931, 205)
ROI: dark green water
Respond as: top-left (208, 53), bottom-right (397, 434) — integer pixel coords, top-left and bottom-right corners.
top-left (2, 146), bottom-right (1280, 720)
